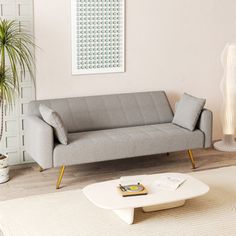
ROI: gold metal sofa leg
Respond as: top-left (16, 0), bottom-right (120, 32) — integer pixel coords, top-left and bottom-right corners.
top-left (187, 149), bottom-right (196, 169)
top-left (56, 166), bottom-right (65, 189)
top-left (39, 166), bottom-right (44, 172)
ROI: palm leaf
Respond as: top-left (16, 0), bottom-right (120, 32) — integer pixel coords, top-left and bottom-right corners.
top-left (0, 19), bottom-right (35, 141)
top-left (0, 19), bottom-right (35, 85)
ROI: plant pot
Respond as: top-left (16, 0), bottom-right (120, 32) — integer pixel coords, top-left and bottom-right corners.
top-left (0, 155), bottom-right (9, 184)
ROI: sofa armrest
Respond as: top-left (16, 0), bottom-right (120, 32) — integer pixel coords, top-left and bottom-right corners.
top-left (196, 109), bottom-right (213, 148)
top-left (25, 116), bottom-right (54, 169)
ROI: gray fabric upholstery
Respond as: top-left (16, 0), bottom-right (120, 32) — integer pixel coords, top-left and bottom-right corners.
top-left (25, 91), bottom-right (212, 169)
top-left (172, 93), bottom-right (206, 131)
top-left (25, 116), bottom-right (54, 169)
top-left (28, 91), bottom-right (173, 133)
top-left (53, 123), bottom-right (204, 167)
top-left (39, 104), bottom-right (68, 145)
top-left (196, 109), bottom-right (213, 148)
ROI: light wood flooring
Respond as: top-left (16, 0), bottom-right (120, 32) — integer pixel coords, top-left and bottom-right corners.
top-left (1, 147), bottom-right (236, 201)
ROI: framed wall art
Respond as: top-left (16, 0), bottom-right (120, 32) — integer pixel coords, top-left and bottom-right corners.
top-left (71, 0), bottom-right (125, 75)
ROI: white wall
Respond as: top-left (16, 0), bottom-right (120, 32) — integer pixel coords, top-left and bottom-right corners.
top-left (34, 0), bottom-right (236, 140)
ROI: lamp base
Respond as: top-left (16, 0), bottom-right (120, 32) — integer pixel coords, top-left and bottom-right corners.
top-left (214, 135), bottom-right (236, 152)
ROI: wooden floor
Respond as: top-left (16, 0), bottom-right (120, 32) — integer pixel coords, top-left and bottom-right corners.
top-left (1, 147), bottom-right (236, 201)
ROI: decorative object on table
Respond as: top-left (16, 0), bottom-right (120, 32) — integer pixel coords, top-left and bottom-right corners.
top-left (118, 183), bottom-right (148, 197)
top-left (71, 0), bottom-right (125, 75)
top-left (0, 154), bottom-right (9, 183)
top-left (214, 43), bottom-right (236, 151)
top-left (0, 19), bottom-right (35, 182)
top-left (118, 175), bottom-right (148, 197)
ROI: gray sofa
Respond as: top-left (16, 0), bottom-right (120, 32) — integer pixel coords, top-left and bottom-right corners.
top-left (25, 91), bottom-right (212, 188)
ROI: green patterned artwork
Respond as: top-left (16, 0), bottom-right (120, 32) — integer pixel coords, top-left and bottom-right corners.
top-left (71, 0), bottom-right (125, 75)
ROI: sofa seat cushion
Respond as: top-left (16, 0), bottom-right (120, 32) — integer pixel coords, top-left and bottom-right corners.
top-left (53, 123), bottom-right (204, 167)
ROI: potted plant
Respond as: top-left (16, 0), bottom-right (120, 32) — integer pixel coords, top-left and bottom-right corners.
top-left (0, 19), bottom-right (35, 183)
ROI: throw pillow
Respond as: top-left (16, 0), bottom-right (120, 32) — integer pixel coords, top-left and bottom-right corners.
top-left (172, 93), bottom-right (206, 131)
top-left (39, 104), bottom-right (68, 145)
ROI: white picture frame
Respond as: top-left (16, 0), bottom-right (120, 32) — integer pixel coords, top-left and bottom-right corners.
top-left (71, 0), bottom-right (125, 75)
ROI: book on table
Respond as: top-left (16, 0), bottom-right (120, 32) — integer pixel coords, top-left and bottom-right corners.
top-left (153, 174), bottom-right (187, 191)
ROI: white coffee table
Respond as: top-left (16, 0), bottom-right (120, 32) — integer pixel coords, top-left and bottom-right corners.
top-left (83, 173), bottom-right (209, 224)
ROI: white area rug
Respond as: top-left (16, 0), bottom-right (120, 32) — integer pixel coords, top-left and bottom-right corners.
top-left (1, 166), bottom-right (236, 236)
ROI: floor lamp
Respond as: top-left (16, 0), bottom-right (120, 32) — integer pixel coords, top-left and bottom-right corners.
top-left (214, 43), bottom-right (236, 151)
